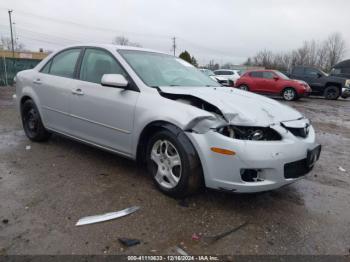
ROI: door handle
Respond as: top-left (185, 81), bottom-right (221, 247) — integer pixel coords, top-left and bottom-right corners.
top-left (72, 88), bottom-right (84, 96)
top-left (33, 79), bottom-right (42, 84)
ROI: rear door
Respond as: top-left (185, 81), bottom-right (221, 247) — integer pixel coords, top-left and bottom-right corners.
top-left (70, 48), bottom-right (139, 156)
top-left (35, 48), bottom-right (82, 134)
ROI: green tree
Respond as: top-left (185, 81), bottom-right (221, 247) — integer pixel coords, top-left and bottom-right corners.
top-left (179, 50), bottom-right (192, 63)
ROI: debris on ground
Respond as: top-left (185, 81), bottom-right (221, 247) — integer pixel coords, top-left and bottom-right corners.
top-left (338, 166), bottom-right (346, 172)
top-left (75, 206), bottom-right (140, 226)
top-left (178, 199), bottom-right (189, 208)
top-left (25, 145), bottom-right (31, 150)
top-left (118, 238), bottom-right (141, 247)
top-left (98, 173), bottom-right (109, 177)
top-left (2, 219), bottom-right (9, 224)
top-left (191, 233), bottom-right (201, 241)
top-left (175, 246), bottom-right (189, 255)
top-left (203, 221), bottom-right (248, 244)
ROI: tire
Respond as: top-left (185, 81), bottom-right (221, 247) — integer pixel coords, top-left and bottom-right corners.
top-left (239, 85), bottom-right (249, 91)
top-left (146, 129), bottom-right (202, 198)
top-left (282, 88), bottom-right (297, 101)
top-left (21, 99), bottom-right (51, 142)
top-left (324, 86), bottom-right (340, 100)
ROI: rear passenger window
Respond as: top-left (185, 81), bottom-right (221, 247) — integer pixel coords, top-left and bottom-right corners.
top-left (250, 72), bottom-right (263, 78)
top-left (49, 49), bottom-right (81, 78)
top-left (79, 48), bottom-right (126, 84)
top-left (292, 67), bottom-right (304, 75)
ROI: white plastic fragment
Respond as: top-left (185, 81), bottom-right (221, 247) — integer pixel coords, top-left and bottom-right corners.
top-left (25, 145), bottom-right (31, 150)
top-left (175, 246), bottom-right (189, 256)
top-left (338, 166), bottom-right (346, 172)
top-left (75, 206), bottom-right (140, 226)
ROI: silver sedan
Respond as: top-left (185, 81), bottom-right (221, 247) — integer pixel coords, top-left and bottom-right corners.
top-left (15, 44), bottom-right (321, 197)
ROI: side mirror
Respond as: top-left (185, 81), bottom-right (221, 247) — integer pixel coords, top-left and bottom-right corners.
top-left (317, 73), bottom-right (322, 78)
top-left (273, 76), bottom-right (279, 81)
top-left (101, 74), bottom-right (128, 88)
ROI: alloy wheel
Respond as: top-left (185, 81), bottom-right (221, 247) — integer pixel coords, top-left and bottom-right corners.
top-left (283, 89), bottom-right (295, 101)
top-left (150, 139), bottom-right (182, 189)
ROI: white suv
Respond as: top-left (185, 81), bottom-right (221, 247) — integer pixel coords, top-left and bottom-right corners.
top-left (214, 69), bottom-right (241, 86)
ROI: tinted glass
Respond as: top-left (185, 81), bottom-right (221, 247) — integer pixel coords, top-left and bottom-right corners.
top-left (250, 71), bottom-right (263, 78)
top-left (49, 49), bottom-right (81, 78)
top-left (292, 67), bottom-right (304, 75)
top-left (80, 48), bottom-right (126, 84)
top-left (41, 60), bottom-right (51, 74)
top-left (262, 72), bottom-right (275, 79)
top-left (119, 50), bottom-right (220, 87)
top-left (305, 68), bottom-right (319, 77)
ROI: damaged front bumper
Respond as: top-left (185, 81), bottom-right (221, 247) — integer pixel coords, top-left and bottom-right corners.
top-left (186, 123), bottom-right (320, 193)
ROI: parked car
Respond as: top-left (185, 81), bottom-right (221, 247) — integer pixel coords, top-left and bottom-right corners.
top-left (330, 59), bottom-right (350, 79)
top-left (235, 70), bottom-right (312, 101)
top-left (289, 66), bottom-right (350, 99)
top-left (214, 69), bottom-right (241, 87)
top-left (199, 68), bottom-right (219, 82)
top-left (15, 44), bottom-right (321, 197)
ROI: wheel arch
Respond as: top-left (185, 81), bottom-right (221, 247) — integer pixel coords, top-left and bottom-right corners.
top-left (325, 82), bottom-right (342, 90)
top-left (136, 120), bottom-right (203, 173)
top-left (281, 86), bottom-right (297, 95)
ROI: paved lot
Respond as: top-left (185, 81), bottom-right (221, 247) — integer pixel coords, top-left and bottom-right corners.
top-left (0, 86), bottom-right (349, 255)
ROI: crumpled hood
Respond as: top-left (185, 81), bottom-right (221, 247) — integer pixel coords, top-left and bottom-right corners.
top-left (159, 86), bottom-right (303, 126)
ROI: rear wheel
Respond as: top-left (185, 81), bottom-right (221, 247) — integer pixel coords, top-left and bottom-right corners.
top-left (146, 129), bottom-right (202, 198)
top-left (21, 100), bottom-right (51, 142)
top-left (282, 88), bottom-right (297, 101)
top-left (324, 86), bottom-right (340, 100)
top-left (239, 85), bottom-right (249, 91)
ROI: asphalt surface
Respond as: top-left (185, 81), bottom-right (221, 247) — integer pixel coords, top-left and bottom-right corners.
top-left (0, 86), bottom-right (349, 255)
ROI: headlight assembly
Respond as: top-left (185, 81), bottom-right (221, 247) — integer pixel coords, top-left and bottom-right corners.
top-left (216, 125), bottom-right (282, 141)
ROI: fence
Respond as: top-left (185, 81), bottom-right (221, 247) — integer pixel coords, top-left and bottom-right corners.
top-left (0, 57), bottom-right (42, 86)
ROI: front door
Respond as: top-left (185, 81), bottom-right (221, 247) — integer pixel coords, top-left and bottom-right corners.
top-left (70, 48), bottom-right (139, 156)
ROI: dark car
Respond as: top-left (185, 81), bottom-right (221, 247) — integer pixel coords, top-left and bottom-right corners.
top-left (331, 59), bottom-right (350, 79)
top-left (289, 66), bottom-right (350, 100)
top-left (235, 70), bottom-right (311, 101)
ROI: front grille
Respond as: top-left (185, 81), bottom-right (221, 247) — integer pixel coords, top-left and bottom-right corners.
top-left (282, 124), bottom-right (309, 138)
top-left (284, 158), bottom-right (312, 179)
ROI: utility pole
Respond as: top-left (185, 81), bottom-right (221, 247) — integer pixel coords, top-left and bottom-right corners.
top-left (172, 37), bottom-right (176, 56)
top-left (8, 10), bottom-right (15, 58)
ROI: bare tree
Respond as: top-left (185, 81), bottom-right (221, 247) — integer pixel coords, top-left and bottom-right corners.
top-left (248, 33), bottom-right (347, 72)
top-left (112, 36), bottom-right (142, 47)
top-left (324, 33), bottom-right (346, 71)
top-left (1, 36), bottom-right (25, 51)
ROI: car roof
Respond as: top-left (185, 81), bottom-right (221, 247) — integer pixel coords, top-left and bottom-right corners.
top-left (245, 69), bottom-right (276, 73)
top-left (54, 43), bottom-right (168, 55)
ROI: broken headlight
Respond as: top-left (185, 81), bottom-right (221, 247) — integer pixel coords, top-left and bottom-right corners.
top-left (216, 125), bottom-right (281, 141)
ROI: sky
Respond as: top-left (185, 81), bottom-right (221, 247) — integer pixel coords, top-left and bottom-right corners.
top-left (0, 0), bottom-right (349, 65)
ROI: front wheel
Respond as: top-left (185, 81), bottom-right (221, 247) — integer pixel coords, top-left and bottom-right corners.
top-left (282, 88), bottom-right (297, 101)
top-left (146, 129), bottom-right (202, 198)
top-left (21, 100), bottom-right (51, 142)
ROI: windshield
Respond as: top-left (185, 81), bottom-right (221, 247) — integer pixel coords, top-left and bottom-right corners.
top-left (275, 71), bottom-right (290, 80)
top-left (119, 50), bottom-right (220, 87)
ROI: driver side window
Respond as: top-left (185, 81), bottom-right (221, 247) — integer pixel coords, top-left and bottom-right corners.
top-left (79, 48), bottom-right (126, 84)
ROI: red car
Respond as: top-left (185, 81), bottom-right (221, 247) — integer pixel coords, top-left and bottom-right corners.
top-left (235, 70), bottom-right (312, 101)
